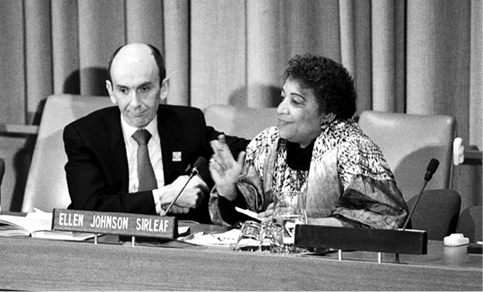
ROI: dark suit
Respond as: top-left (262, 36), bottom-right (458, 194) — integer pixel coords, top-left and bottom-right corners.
top-left (63, 104), bottom-right (248, 223)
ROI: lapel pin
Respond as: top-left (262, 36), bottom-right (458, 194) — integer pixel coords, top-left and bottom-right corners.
top-left (172, 151), bottom-right (182, 162)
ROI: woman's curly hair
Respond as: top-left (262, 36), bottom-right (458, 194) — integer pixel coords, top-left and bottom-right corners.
top-left (283, 54), bottom-right (357, 120)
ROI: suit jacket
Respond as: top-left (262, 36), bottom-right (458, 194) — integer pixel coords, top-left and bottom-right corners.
top-left (63, 104), bottom-right (248, 223)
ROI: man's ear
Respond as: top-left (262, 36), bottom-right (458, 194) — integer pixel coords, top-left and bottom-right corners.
top-left (160, 78), bottom-right (170, 101)
top-left (106, 80), bottom-right (117, 104)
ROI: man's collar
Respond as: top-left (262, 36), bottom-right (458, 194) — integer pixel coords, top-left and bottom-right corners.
top-left (120, 115), bottom-right (160, 142)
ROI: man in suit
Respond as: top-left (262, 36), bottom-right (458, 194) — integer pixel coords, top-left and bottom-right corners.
top-left (63, 43), bottom-right (248, 223)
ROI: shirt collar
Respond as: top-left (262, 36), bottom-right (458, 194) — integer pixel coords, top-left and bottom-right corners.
top-left (121, 115), bottom-right (160, 145)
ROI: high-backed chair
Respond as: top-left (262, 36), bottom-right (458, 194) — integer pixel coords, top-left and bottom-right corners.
top-left (21, 94), bottom-right (112, 212)
top-left (358, 111), bottom-right (456, 202)
top-left (456, 205), bottom-right (482, 243)
top-left (204, 104), bottom-right (278, 140)
top-left (406, 189), bottom-right (461, 240)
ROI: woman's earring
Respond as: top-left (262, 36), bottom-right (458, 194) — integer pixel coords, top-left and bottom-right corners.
top-left (320, 120), bottom-right (330, 129)
top-left (320, 113), bottom-right (335, 128)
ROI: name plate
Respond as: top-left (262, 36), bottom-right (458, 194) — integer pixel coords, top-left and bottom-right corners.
top-left (52, 209), bottom-right (178, 239)
top-left (295, 225), bottom-right (427, 254)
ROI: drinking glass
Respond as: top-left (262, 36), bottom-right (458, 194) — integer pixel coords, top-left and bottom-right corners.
top-left (259, 221), bottom-right (284, 252)
top-left (234, 220), bottom-right (262, 251)
top-left (271, 191), bottom-right (307, 254)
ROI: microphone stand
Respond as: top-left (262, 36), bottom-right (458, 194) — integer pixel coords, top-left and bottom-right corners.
top-left (161, 157), bottom-right (206, 216)
top-left (161, 169), bottom-right (199, 216)
top-left (401, 179), bottom-right (430, 231)
top-left (395, 159), bottom-right (438, 263)
top-left (395, 179), bottom-right (430, 263)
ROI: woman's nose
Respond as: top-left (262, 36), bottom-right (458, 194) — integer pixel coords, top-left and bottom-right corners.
top-left (277, 99), bottom-right (288, 115)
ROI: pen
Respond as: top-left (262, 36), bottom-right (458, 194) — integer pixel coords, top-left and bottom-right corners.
top-left (210, 234), bottom-right (222, 241)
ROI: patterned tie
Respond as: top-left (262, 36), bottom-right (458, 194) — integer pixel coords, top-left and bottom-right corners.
top-left (132, 129), bottom-right (157, 191)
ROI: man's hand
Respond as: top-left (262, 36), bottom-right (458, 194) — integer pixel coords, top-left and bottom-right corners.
top-left (158, 175), bottom-right (209, 214)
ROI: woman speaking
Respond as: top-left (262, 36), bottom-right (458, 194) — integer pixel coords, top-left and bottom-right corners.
top-left (208, 54), bottom-right (408, 229)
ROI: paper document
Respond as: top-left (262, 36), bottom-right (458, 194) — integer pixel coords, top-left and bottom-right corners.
top-left (178, 226), bottom-right (190, 237)
top-left (235, 207), bottom-right (261, 222)
top-left (178, 229), bottom-right (241, 246)
top-left (0, 212), bottom-right (51, 236)
top-left (0, 210), bottom-right (95, 241)
top-left (32, 231), bottom-right (96, 241)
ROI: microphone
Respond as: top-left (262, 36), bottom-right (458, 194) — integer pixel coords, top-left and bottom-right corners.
top-left (161, 157), bottom-right (206, 216)
top-left (424, 158), bottom-right (440, 181)
top-left (185, 157), bottom-right (206, 177)
top-left (401, 158), bottom-right (440, 230)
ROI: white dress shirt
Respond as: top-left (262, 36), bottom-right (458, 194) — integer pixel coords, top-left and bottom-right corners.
top-left (120, 115), bottom-right (164, 213)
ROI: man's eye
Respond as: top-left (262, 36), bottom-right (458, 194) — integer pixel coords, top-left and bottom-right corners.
top-left (140, 86), bottom-right (150, 92)
top-left (119, 88), bottom-right (128, 94)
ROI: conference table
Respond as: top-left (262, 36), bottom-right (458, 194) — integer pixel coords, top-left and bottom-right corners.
top-left (0, 222), bottom-right (481, 291)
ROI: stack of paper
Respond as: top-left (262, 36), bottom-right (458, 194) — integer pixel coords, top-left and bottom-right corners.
top-left (0, 209), bottom-right (95, 241)
top-left (178, 229), bottom-right (241, 246)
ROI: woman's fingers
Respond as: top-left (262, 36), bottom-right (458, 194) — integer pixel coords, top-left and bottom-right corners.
top-left (237, 151), bottom-right (246, 165)
top-left (210, 135), bottom-right (237, 169)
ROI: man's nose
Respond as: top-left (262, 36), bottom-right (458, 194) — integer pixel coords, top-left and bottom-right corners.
top-left (130, 91), bottom-right (140, 106)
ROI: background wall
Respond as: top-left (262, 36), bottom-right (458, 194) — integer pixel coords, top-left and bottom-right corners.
top-left (0, 0), bottom-right (481, 211)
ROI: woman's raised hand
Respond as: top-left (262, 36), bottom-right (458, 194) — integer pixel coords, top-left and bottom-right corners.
top-left (209, 135), bottom-right (246, 200)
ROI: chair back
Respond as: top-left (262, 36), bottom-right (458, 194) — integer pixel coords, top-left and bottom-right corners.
top-left (0, 158), bottom-right (5, 209)
top-left (407, 189), bottom-right (461, 240)
top-left (204, 104), bottom-right (278, 140)
top-left (358, 111), bottom-right (456, 202)
top-left (21, 94), bottom-right (112, 212)
top-left (456, 205), bottom-right (482, 243)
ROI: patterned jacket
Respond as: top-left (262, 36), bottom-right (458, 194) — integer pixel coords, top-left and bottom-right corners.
top-left (209, 119), bottom-right (408, 229)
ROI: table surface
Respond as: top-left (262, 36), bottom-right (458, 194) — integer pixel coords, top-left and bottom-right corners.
top-left (0, 222), bottom-right (481, 291)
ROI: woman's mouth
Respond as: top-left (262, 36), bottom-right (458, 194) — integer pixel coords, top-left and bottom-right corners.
top-left (278, 119), bottom-right (291, 127)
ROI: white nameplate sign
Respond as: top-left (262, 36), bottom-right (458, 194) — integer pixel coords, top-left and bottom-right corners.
top-left (52, 209), bottom-right (178, 239)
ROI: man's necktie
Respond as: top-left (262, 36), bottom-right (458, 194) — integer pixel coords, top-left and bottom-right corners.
top-left (132, 129), bottom-right (157, 191)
